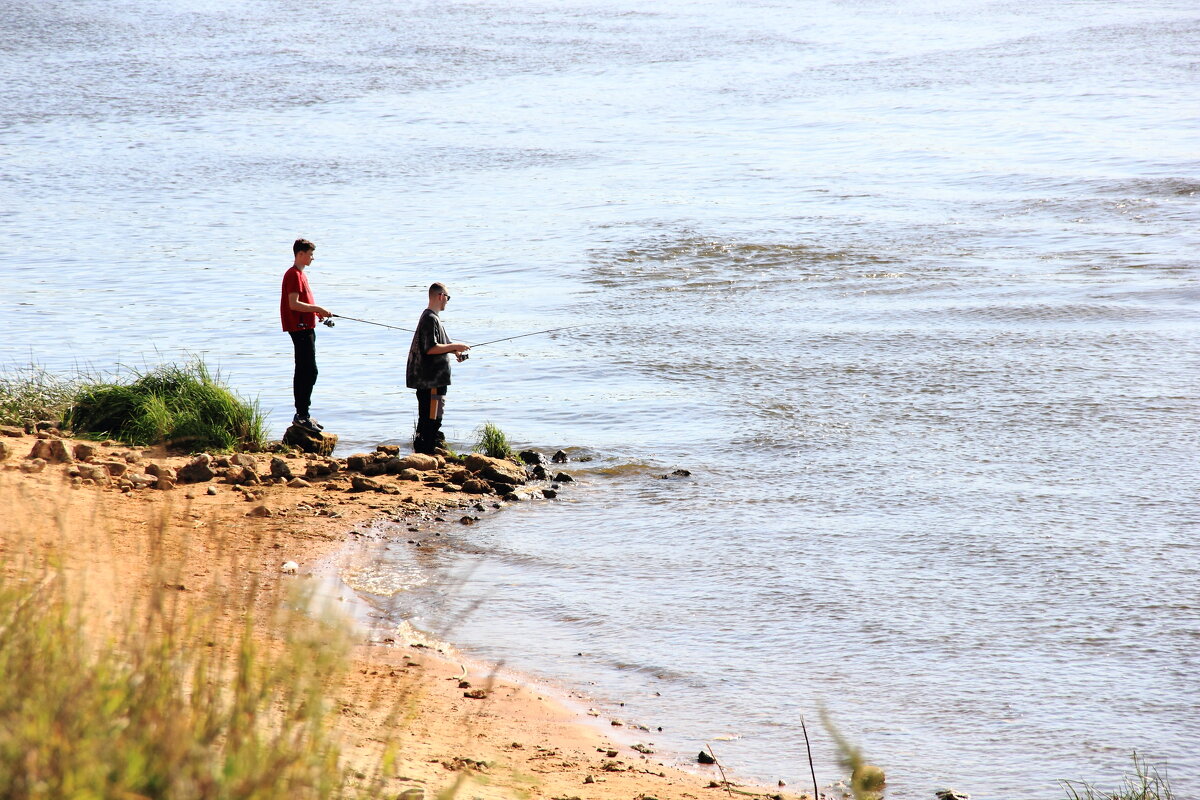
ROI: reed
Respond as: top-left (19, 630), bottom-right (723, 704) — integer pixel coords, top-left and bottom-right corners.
top-left (472, 422), bottom-right (513, 460)
top-left (64, 359), bottom-right (266, 451)
top-left (0, 363), bottom-right (82, 426)
top-left (1061, 753), bottom-right (1174, 800)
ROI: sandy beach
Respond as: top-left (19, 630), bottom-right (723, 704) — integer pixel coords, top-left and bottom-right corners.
top-left (0, 430), bottom-right (804, 800)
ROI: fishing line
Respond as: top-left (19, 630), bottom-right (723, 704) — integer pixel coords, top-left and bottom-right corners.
top-left (324, 314), bottom-right (585, 358)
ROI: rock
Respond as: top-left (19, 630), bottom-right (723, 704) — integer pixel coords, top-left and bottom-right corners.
top-left (518, 449), bottom-right (545, 466)
top-left (375, 444), bottom-right (400, 456)
top-left (552, 472), bottom-right (574, 483)
top-left (129, 473), bottom-right (157, 489)
top-left (542, 488), bottom-right (557, 499)
top-left (396, 453), bottom-right (439, 472)
top-left (305, 457), bottom-right (339, 479)
top-left (224, 466), bottom-right (248, 484)
top-left (531, 464), bottom-right (547, 480)
top-left (551, 449), bottom-right (568, 463)
top-left (0, 440), bottom-right (9, 461)
top-left (281, 560), bottom-right (299, 574)
top-left (230, 453), bottom-right (258, 468)
top-left (79, 464), bottom-right (111, 485)
top-left (206, 486), bottom-right (218, 495)
top-left (447, 468), bottom-right (470, 485)
top-left (73, 443), bottom-right (96, 460)
top-left (396, 468), bottom-right (421, 481)
top-left (154, 476), bottom-right (176, 490)
top-left (282, 425), bottom-right (337, 456)
top-left (145, 463), bottom-right (166, 478)
top-left (462, 478), bottom-right (493, 494)
top-left (269, 457), bottom-right (294, 480)
top-left (361, 460), bottom-right (389, 477)
top-left (246, 505), bottom-right (274, 518)
top-left (0, 426), bottom-right (23, 437)
top-left (351, 475), bottom-right (386, 493)
top-left (101, 461), bottom-right (128, 477)
top-left (935, 791), bottom-right (971, 800)
top-left (178, 454), bottom-right (215, 483)
top-left (697, 751), bottom-right (716, 765)
top-left (21, 458), bottom-right (47, 474)
top-left (464, 454), bottom-right (526, 486)
top-left (287, 478), bottom-right (311, 488)
top-left (671, 468), bottom-right (691, 477)
top-left (28, 438), bottom-right (71, 462)
top-left (345, 453), bottom-right (371, 472)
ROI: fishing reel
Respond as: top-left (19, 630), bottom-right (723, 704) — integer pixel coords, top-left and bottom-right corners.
top-left (322, 317), bottom-right (335, 328)
top-left (456, 352), bottom-right (469, 362)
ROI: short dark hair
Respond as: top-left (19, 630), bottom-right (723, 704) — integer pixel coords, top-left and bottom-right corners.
top-left (293, 238), bottom-right (315, 255)
top-left (428, 282), bottom-right (447, 296)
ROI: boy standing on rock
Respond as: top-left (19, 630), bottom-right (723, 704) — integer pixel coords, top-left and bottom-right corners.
top-left (281, 238), bottom-right (331, 433)
top-left (406, 283), bottom-right (470, 454)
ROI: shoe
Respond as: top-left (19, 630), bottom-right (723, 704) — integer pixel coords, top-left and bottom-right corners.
top-left (292, 414), bottom-right (323, 433)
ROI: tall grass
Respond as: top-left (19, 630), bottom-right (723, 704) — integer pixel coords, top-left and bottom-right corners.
top-left (65, 360), bottom-right (266, 451)
top-left (1062, 753), bottom-right (1174, 800)
top-left (472, 422), bottom-right (512, 460)
top-left (0, 364), bottom-right (81, 426)
top-left (0, 561), bottom-right (380, 799)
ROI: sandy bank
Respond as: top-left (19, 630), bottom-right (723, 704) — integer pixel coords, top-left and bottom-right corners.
top-left (0, 430), bottom-right (804, 800)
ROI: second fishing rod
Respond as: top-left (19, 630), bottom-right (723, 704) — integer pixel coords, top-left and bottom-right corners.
top-left (324, 313), bottom-right (584, 357)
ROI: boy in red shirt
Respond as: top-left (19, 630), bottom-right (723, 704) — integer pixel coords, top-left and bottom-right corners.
top-left (280, 238), bottom-right (331, 433)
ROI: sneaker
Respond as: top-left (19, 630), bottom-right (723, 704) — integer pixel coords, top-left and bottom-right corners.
top-left (292, 414), bottom-right (323, 433)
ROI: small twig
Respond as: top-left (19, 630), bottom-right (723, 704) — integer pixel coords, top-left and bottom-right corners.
top-left (801, 717), bottom-right (820, 800)
top-left (706, 744), bottom-right (735, 800)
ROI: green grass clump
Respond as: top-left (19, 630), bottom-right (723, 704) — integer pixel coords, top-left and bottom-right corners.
top-left (65, 360), bottom-right (266, 452)
top-left (0, 364), bottom-right (81, 426)
top-left (472, 422), bottom-right (513, 460)
top-left (0, 567), bottom-right (373, 800)
top-left (1062, 753), bottom-right (1174, 800)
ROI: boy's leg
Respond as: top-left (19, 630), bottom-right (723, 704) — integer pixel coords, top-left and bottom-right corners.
top-left (289, 330), bottom-right (318, 418)
top-left (414, 387), bottom-right (445, 454)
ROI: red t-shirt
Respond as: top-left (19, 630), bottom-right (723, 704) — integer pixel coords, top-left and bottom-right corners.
top-left (280, 266), bottom-right (316, 332)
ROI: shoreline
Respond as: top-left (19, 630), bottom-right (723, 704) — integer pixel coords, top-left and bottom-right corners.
top-left (0, 428), bottom-right (805, 800)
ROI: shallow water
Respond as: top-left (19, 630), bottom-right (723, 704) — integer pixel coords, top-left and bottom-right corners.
top-left (3, 1), bottom-right (1198, 796)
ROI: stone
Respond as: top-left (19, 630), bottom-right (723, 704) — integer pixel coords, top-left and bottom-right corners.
top-left (531, 464), bottom-right (547, 480)
top-left (0, 426), bottom-right (23, 437)
top-left (697, 751), bottom-right (716, 765)
top-left (462, 479), bottom-right (493, 494)
top-left (935, 792), bottom-right (971, 800)
top-left (552, 472), bottom-right (574, 483)
top-left (345, 453), bottom-right (371, 472)
top-left (552, 450), bottom-right (568, 463)
top-left (305, 457), bottom-right (339, 479)
top-left (361, 460), bottom-right (388, 477)
top-left (518, 449), bottom-right (545, 466)
top-left (542, 488), bottom-right (557, 499)
top-left (73, 443), bottom-right (97, 461)
top-left (396, 468), bottom-right (421, 482)
top-left (282, 425), bottom-right (337, 456)
top-left (27, 439), bottom-right (51, 461)
top-left (246, 505), bottom-right (274, 518)
top-left (206, 486), bottom-right (218, 495)
top-left (178, 454), bottom-right (215, 483)
top-left (464, 454), bottom-right (526, 486)
top-left (447, 468), bottom-right (470, 485)
top-left (224, 466), bottom-right (248, 485)
top-left (0, 440), bottom-right (9, 461)
top-left (101, 461), bottom-right (128, 477)
top-left (129, 473), bottom-right (157, 489)
top-left (21, 458), bottom-right (47, 474)
top-left (351, 475), bottom-right (386, 493)
top-left (287, 478), bottom-right (311, 488)
top-left (281, 560), bottom-right (299, 574)
top-left (375, 444), bottom-right (400, 456)
top-left (671, 469), bottom-right (691, 477)
top-left (154, 476), bottom-right (176, 490)
top-left (269, 457), bottom-right (294, 480)
top-left (230, 453), bottom-right (257, 468)
top-left (396, 453), bottom-right (439, 472)
top-left (80, 464), bottom-right (112, 485)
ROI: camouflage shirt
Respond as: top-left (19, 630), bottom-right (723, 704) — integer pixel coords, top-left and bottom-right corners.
top-left (406, 308), bottom-right (452, 389)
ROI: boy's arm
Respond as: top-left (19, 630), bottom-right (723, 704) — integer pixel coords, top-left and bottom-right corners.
top-left (425, 342), bottom-right (470, 355)
top-left (288, 292), bottom-right (331, 318)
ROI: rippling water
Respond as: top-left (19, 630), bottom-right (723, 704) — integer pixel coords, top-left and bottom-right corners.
top-left (3, 1), bottom-right (1198, 796)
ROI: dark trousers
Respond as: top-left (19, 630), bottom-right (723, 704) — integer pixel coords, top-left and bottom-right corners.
top-left (414, 386), bottom-right (446, 454)
top-left (288, 329), bottom-right (317, 416)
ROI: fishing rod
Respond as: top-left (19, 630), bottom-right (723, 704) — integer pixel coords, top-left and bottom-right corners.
top-left (323, 314), bottom-right (584, 358)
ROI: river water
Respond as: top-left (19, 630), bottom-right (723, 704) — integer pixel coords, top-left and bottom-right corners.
top-left (2, 1), bottom-right (1198, 797)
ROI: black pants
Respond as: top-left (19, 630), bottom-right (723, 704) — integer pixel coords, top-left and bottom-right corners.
top-left (288, 329), bottom-right (317, 416)
top-left (414, 386), bottom-right (446, 454)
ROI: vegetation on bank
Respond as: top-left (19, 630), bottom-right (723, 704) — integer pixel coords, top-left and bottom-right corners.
top-left (0, 360), bottom-right (266, 452)
top-left (0, 559), bottom-right (389, 799)
top-left (473, 421), bottom-right (513, 460)
top-left (1062, 753), bottom-right (1175, 800)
